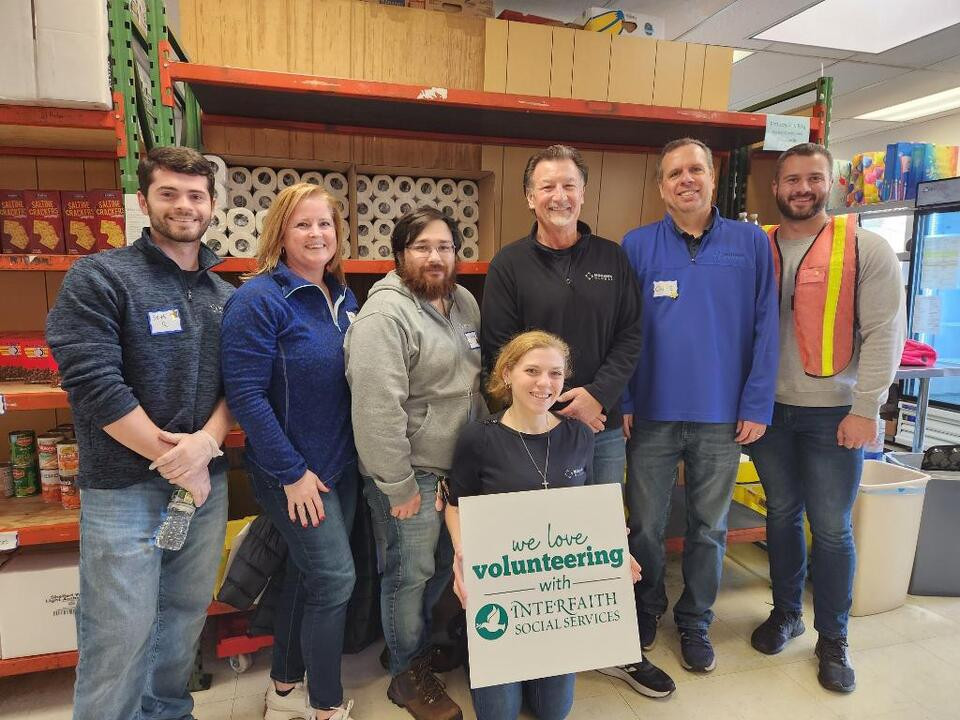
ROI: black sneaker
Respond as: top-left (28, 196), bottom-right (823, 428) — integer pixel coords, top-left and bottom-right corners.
top-left (750, 609), bottom-right (805, 655)
top-left (815, 636), bottom-right (856, 693)
top-left (638, 611), bottom-right (661, 651)
top-left (597, 659), bottom-right (676, 698)
top-left (678, 628), bottom-right (716, 672)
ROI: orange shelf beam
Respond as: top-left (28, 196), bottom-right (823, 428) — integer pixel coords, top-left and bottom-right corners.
top-left (0, 105), bottom-right (116, 132)
top-left (0, 384), bottom-right (69, 412)
top-left (0, 254), bottom-right (489, 275)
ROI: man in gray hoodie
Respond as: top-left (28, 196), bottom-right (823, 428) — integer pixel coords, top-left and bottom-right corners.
top-left (345, 207), bottom-right (484, 720)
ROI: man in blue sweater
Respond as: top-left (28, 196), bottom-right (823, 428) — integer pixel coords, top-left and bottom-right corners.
top-left (621, 138), bottom-right (778, 673)
top-left (46, 147), bottom-right (235, 720)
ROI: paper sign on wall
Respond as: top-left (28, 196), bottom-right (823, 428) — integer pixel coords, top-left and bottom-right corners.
top-left (912, 295), bottom-right (942, 335)
top-left (763, 114), bottom-right (811, 151)
top-left (459, 484), bottom-right (641, 689)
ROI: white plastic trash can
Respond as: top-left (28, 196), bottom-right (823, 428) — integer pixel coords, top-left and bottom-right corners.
top-left (851, 460), bottom-right (929, 616)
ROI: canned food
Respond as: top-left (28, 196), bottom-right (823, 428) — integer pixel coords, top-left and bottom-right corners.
top-left (0, 462), bottom-right (12, 498)
top-left (56, 442), bottom-right (79, 476)
top-left (9, 429), bottom-right (37, 466)
top-left (60, 475), bottom-right (80, 509)
top-left (12, 464), bottom-right (38, 497)
top-left (40, 468), bottom-right (61, 503)
top-left (37, 433), bottom-right (64, 470)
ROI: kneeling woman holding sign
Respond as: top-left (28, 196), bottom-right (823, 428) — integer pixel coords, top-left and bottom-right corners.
top-left (444, 331), bottom-right (672, 720)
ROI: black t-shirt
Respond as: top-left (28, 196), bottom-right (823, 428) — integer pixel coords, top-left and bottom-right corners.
top-left (448, 413), bottom-right (595, 505)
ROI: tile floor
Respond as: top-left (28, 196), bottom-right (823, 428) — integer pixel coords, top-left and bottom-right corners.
top-left (2, 543), bottom-right (958, 720)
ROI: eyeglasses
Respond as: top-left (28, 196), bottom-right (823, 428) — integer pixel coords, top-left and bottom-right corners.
top-left (407, 243), bottom-right (456, 256)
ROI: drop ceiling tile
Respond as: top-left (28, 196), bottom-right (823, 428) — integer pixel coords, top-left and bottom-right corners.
top-left (847, 23), bottom-right (960, 69)
top-left (832, 69), bottom-right (960, 118)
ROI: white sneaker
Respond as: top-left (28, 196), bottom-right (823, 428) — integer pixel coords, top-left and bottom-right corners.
top-left (308, 699), bottom-right (355, 720)
top-left (264, 682), bottom-right (308, 720)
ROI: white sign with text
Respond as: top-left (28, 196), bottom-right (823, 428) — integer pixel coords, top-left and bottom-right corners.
top-left (459, 484), bottom-right (641, 688)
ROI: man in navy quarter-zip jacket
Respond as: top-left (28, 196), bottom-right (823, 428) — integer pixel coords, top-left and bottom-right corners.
top-left (621, 138), bottom-right (779, 677)
top-left (46, 147), bottom-right (235, 720)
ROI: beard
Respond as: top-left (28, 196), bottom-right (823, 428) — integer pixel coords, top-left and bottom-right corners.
top-left (146, 206), bottom-right (211, 244)
top-left (399, 259), bottom-right (458, 301)
top-left (776, 189), bottom-right (827, 221)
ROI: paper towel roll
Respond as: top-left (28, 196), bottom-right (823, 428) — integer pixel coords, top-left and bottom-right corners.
top-left (355, 174), bottom-right (373, 198)
top-left (396, 198), bottom-right (417, 218)
top-left (458, 239), bottom-right (480, 262)
top-left (456, 201), bottom-right (479, 224)
top-left (340, 238), bottom-right (351, 259)
top-left (374, 197), bottom-right (398, 219)
top-left (255, 210), bottom-right (269, 234)
top-left (374, 219), bottom-right (395, 243)
top-left (252, 190), bottom-right (275, 211)
top-left (203, 229), bottom-right (229, 257)
top-left (373, 239), bottom-right (394, 259)
top-left (356, 198), bottom-right (374, 221)
top-left (341, 223), bottom-right (350, 241)
top-left (414, 195), bottom-right (437, 209)
top-left (324, 172), bottom-right (348, 197)
top-left (227, 166), bottom-right (252, 191)
top-left (205, 155), bottom-right (228, 184)
top-left (228, 189), bottom-right (254, 210)
top-left (436, 178), bottom-right (457, 200)
top-left (394, 176), bottom-right (416, 199)
top-left (438, 200), bottom-right (457, 219)
top-left (332, 196), bottom-right (348, 217)
top-left (301, 171), bottom-right (324, 186)
top-left (227, 231), bottom-right (258, 258)
top-left (226, 207), bottom-right (256, 233)
top-left (210, 208), bottom-right (227, 231)
top-left (456, 179), bottom-right (479, 202)
top-left (371, 174), bottom-right (396, 197)
top-left (357, 235), bottom-right (375, 259)
top-left (214, 181), bottom-right (229, 210)
top-left (277, 168), bottom-right (301, 189)
top-left (252, 167), bottom-right (278, 191)
top-left (357, 221), bottom-right (373, 241)
top-left (415, 178), bottom-right (438, 200)
top-left (460, 222), bottom-right (478, 243)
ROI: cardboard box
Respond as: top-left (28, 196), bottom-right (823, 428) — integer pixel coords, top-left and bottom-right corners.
top-left (0, 333), bottom-right (26, 383)
top-left (61, 191), bottom-right (98, 255)
top-left (0, 548), bottom-right (79, 659)
top-left (34, 0), bottom-right (112, 109)
top-left (92, 191), bottom-right (126, 251)
top-left (1, 191), bottom-right (30, 254)
top-left (0, 331), bottom-right (58, 384)
top-left (0, 0), bottom-right (37, 102)
top-left (24, 191), bottom-right (64, 254)
top-left (362, 0), bottom-right (493, 16)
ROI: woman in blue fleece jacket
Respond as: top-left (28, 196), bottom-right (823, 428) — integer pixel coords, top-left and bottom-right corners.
top-left (221, 183), bottom-right (359, 720)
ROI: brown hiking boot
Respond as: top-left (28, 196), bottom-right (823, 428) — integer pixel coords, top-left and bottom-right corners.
top-left (387, 655), bottom-right (463, 720)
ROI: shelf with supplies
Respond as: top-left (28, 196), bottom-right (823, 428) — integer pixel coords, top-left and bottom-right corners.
top-left (166, 62), bottom-right (804, 153)
top-left (0, 254), bottom-right (489, 276)
top-left (0, 101), bottom-right (126, 159)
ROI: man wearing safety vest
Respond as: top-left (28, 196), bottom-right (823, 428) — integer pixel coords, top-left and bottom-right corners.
top-left (749, 143), bottom-right (906, 693)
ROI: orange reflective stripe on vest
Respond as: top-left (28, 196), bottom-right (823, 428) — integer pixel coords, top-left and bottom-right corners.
top-left (764, 215), bottom-right (858, 378)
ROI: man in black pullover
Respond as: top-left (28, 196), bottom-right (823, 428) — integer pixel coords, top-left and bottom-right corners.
top-left (480, 144), bottom-right (674, 699)
top-left (46, 147), bottom-right (235, 720)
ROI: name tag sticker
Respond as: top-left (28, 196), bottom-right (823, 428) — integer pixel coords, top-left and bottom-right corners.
top-left (652, 280), bottom-right (679, 299)
top-left (798, 268), bottom-right (826, 284)
top-left (465, 330), bottom-right (481, 350)
top-left (148, 309), bottom-right (183, 335)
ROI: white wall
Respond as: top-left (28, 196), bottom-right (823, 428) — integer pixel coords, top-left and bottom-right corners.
top-left (830, 110), bottom-right (960, 159)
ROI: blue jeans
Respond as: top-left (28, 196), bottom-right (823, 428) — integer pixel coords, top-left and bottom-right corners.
top-left (749, 403), bottom-right (862, 639)
top-left (364, 471), bottom-right (453, 675)
top-left (626, 420), bottom-right (740, 630)
top-left (251, 462), bottom-right (358, 710)
top-left (72, 470), bottom-right (228, 720)
top-left (591, 426), bottom-right (626, 486)
top-left (471, 674), bottom-right (575, 720)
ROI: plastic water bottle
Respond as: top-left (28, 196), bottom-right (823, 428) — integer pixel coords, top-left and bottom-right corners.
top-left (863, 417), bottom-right (885, 460)
top-left (154, 487), bottom-right (196, 551)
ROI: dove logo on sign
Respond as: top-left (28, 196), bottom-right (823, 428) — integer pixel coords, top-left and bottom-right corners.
top-left (475, 603), bottom-right (509, 640)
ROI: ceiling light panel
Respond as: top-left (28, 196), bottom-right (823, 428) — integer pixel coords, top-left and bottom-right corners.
top-left (755, 0), bottom-right (960, 54)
